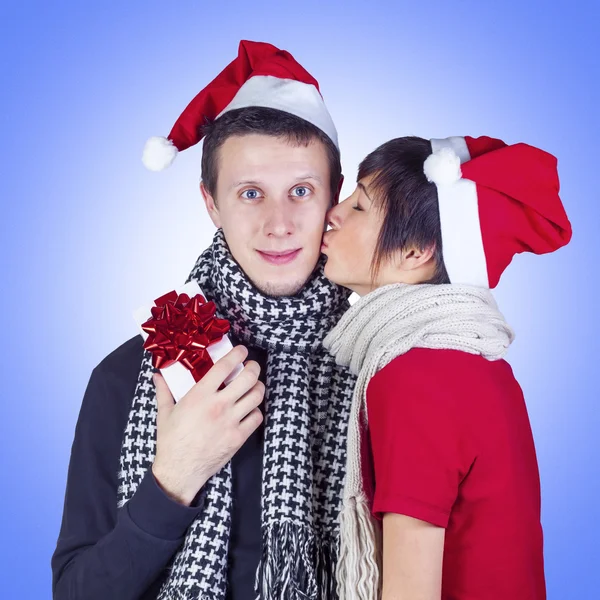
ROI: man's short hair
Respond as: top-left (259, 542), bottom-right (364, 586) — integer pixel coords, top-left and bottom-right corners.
top-left (200, 107), bottom-right (342, 201)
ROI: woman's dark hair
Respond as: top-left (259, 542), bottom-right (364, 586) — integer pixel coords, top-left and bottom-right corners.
top-left (200, 107), bottom-right (342, 202)
top-left (358, 136), bottom-right (450, 284)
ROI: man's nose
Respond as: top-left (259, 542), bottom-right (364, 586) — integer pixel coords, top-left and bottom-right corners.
top-left (263, 201), bottom-right (294, 237)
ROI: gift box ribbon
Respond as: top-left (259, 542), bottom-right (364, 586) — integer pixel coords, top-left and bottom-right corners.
top-left (141, 290), bottom-right (231, 382)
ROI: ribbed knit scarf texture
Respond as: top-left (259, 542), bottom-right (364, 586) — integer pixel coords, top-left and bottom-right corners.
top-left (323, 283), bottom-right (515, 600)
top-left (117, 229), bottom-right (356, 599)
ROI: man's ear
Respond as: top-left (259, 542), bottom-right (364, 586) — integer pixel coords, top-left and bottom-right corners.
top-left (200, 182), bottom-right (221, 228)
top-left (332, 174), bottom-right (344, 207)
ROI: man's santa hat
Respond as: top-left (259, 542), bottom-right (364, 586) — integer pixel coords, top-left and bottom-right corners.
top-left (142, 40), bottom-right (338, 171)
top-left (423, 136), bottom-right (572, 288)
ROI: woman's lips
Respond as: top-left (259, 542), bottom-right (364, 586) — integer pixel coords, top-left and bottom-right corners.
top-left (257, 248), bottom-right (302, 265)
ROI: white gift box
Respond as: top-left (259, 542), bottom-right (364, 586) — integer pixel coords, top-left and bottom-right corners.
top-left (133, 281), bottom-right (243, 402)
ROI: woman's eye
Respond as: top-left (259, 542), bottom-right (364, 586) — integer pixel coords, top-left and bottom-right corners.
top-left (352, 204), bottom-right (364, 212)
top-left (241, 189), bottom-right (262, 200)
top-left (291, 186), bottom-right (311, 198)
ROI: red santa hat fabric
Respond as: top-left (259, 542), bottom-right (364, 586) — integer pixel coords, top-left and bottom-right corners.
top-left (142, 40), bottom-right (338, 171)
top-left (424, 136), bottom-right (572, 288)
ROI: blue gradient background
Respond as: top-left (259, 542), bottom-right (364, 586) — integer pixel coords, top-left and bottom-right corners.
top-left (1, 1), bottom-right (598, 598)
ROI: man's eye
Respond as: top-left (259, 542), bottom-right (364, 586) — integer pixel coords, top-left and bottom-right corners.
top-left (291, 186), bottom-right (311, 198)
top-left (241, 189), bottom-right (261, 200)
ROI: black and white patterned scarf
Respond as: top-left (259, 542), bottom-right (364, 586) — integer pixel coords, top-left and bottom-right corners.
top-left (117, 229), bottom-right (355, 599)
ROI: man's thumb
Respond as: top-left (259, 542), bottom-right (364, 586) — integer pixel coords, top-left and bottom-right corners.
top-left (153, 373), bottom-right (175, 422)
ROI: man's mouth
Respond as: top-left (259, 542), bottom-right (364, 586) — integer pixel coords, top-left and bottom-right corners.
top-left (256, 248), bottom-right (302, 265)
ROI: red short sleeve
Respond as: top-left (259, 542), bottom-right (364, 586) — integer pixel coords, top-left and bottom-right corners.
top-left (366, 350), bottom-right (475, 528)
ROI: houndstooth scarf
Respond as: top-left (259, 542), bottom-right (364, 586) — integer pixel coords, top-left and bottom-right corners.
top-left (323, 283), bottom-right (515, 600)
top-left (118, 229), bottom-right (355, 600)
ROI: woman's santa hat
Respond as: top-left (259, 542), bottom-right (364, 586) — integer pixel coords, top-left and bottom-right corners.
top-left (142, 40), bottom-right (338, 171)
top-left (423, 136), bottom-right (572, 288)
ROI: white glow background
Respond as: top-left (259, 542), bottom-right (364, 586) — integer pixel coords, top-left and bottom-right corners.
top-left (1, 1), bottom-right (598, 597)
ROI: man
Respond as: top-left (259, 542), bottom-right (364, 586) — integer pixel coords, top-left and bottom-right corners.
top-left (52, 41), bottom-right (355, 600)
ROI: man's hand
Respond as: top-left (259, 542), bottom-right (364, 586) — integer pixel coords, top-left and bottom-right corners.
top-left (151, 345), bottom-right (264, 506)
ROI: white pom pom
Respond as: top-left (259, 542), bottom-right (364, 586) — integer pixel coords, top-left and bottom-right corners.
top-left (423, 146), bottom-right (462, 186)
top-left (142, 136), bottom-right (178, 171)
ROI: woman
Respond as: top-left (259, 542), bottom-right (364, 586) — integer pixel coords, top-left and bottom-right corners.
top-left (322, 135), bottom-right (571, 600)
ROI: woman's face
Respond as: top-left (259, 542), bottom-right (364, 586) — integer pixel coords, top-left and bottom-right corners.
top-left (322, 176), bottom-right (388, 296)
top-left (322, 175), bottom-right (436, 295)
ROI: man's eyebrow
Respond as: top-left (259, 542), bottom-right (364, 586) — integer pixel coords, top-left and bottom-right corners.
top-left (230, 174), bottom-right (323, 189)
top-left (231, 179), bottom-right (262, 189)
top-left (357, 182), bottom-right (374, 203)
top-left (294, 174), bottom-right (322, 184)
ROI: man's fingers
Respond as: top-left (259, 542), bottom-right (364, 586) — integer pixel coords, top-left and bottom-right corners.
top-left (238, 407), bottom-right (264, 438)
top-left (219, 360), bottom-right (260, 403)
top-left (195, 345), bottom-right (249, 392)
top-left (153, 373), bottom-right (175, 427)
top-left (232, 381), bottom-right (265, 422)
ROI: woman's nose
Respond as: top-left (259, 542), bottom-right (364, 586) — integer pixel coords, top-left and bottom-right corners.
top-left (326, 202), bottom-right (343, 230)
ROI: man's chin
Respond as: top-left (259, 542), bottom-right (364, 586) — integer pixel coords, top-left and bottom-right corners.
top-left (253, 277), bottom-right (308, 298)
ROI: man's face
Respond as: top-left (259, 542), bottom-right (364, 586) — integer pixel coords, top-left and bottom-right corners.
top-left (202, 134), bottom-right (333, 296)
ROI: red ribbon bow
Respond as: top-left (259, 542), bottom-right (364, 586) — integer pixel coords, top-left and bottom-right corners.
top-left (141, 291), bottom-right (230, 382)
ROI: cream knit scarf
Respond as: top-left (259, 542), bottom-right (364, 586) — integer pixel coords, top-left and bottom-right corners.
top-left (323, 283), bottom-right (515, 599)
